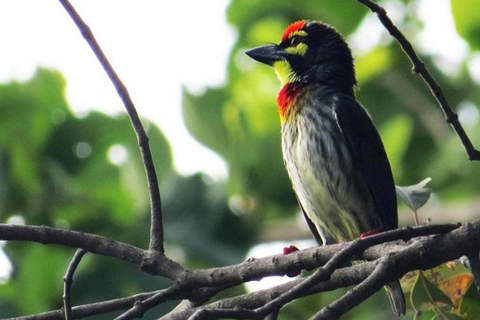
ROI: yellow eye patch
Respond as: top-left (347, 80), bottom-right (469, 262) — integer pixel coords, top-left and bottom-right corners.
top-left (286, 42), bottom-right (308, 56)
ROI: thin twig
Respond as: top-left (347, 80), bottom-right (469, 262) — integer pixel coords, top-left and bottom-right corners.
top-left (356, 0), bottom-right (480, 161)
top-left (115, 283), bottom-right (235, 320)
top-left (115, 285), bottom-right (184, 320)
top-left (3, 290), bottom-right (164, 320)
top-left (310, 257), bottom-right (390, 320)
top-left (63, 249), bottom-right (87, 320)
top-left (57, 0), bottom-right (165, 253)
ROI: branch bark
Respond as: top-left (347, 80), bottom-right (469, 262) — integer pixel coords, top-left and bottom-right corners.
top-left (162, 220), bottom-right (480, 319)
top-left (3, 222), bottom-right (474, 320)
top-left (0, 224), bottom-right (184, 280)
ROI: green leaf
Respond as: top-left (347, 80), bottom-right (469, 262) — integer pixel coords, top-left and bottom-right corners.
top-left (451, 0), bottom-right (480, 50)
top-left (415, 309), bottom-right (467, 320)
top-left (411, 271), bottom-right (453, 313)
top-left (459, 277), bottom-right (480, 320)
top-left (434, 311), bottom-right (467, 320)
top-left (395, 177), bottom-right (432, 212)
top-left (414, 309), bottom-right (436, 320)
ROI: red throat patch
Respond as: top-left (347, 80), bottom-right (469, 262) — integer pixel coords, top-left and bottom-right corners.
top-left (277, 83), bottom-right (303, 120)
top-left (281, 20), bottom-right (306, 42)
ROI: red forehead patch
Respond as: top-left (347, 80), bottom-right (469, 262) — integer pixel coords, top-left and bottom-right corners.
top-left (281, 20), bottom-right (306, 42)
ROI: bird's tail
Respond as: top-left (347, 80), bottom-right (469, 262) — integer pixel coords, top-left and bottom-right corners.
top-left (385, 280), bottom-right (406, 317)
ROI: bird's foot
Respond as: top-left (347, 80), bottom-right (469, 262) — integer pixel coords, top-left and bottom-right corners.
top-left (283, 245), bottom-right (301, 277)
top-left (360, 228), bottom-right (383, 239)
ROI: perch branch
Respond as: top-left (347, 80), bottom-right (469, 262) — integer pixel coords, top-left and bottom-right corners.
top-left (355, 0), bottom-right (480, 161)
top-left (4, 221), bottom-right (480, 320)
top-left (162, 220), bottom-right (480, 319)
top-left (58, 0), bottom-right (165, 253)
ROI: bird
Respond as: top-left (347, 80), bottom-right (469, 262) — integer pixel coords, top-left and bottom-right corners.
top-left (245, 20), bottom-right (406, 316)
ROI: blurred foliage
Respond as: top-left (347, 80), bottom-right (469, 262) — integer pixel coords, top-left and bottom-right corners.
top-left (0, 69), bottom-right (254, 317)
top-left (2, 0), bottom-right (480, 319)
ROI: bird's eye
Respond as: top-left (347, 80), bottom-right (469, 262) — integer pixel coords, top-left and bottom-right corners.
top-left (290, 36), bottom-right (302, 46)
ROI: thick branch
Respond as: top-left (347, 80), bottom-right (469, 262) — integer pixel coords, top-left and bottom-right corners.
top-left (162, 221), bottom-right (480, 319)
top-left (356, 0), bottom-right (480, 161)
top-left (58, 0), bottom-right (165, 253)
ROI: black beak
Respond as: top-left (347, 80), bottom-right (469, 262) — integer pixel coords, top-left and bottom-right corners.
top-left (245, 44), bottom-right (287, 66)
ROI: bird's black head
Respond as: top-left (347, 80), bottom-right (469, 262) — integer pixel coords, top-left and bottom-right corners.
top-left (246, 20), bottom-right (357, 96)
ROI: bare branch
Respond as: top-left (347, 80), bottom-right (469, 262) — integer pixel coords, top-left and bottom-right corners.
top-left (161, 221), bottom-right (480, 319)
top-left (114, 285), bottom-right (185, 320)
top-left (64, 249), bottom-right (87, 320)
top-left (3, 290), bottom-right (163, 320)
top-left (355, 0), bottom-right (480, 161)
top-left (0, 224), bottom-right (184, 280)
top-left (310, 258), bottom-right (389, 320)
top-left (0, 224), bottom-right (142, 264)
top-left (4, 221), bottom-right (480, 319)
top-left (57, 0), bottom-right (165, 253)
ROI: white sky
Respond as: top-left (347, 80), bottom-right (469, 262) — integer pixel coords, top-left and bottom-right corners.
top-left (0, 0), bottom-right (234, 179)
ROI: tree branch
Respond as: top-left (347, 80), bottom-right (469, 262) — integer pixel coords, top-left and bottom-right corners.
top-left (310, 257), bottom-right (389, 320)
top-left (162, 220), bottom-right (480, 319)
top-left (355, 0), bottom-right (480, 161)
top-left (63, 249), bottom-right (87, 320)
top-left (57, 0), bottom-right (165, 253)
top-left (2, 290), bottom-right (163, 320)
top-left (0, 224), bottom-right (184, 280)
top-left (4, 221), bottom-right (480, 319)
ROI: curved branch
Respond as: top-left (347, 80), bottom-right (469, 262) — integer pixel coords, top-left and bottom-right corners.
top-left (57, 0), bottom-right (165, 253)
top-left (0, 224), bottom-right (184, 280)
top-left (356, 0), bottom-right (480, 161)
top-left (0, 224), bottom-right (143, 265)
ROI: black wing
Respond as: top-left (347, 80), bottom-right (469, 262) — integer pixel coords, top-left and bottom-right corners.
top-left (333, 96), bottom-right (398, 231)
top-left (298, 200), bottom-right (323, 245)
